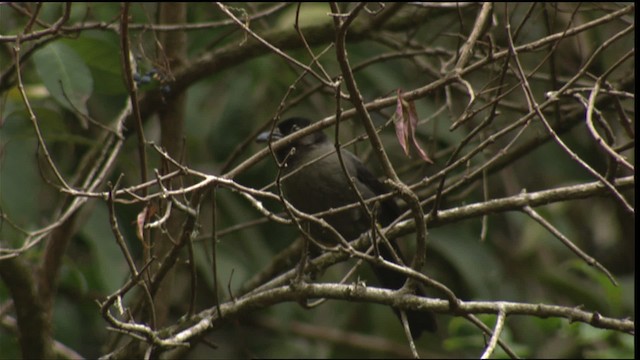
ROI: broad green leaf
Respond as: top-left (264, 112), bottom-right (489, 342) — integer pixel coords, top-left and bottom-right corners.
top-left (80, 202), bottom-right (129, 293)
top-left (275, 3), bottom-right (331, 31)
top-left (62, 36), bottom-right (125, 95)
top-left (33, 42), bottom-right (93, 119)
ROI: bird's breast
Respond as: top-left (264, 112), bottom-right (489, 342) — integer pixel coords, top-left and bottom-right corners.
top-left (281, 150), bottom-right (372, 241)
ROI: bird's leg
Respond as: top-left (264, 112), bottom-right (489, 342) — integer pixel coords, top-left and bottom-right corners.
top-left (291, 234), bottom-right (313, 309)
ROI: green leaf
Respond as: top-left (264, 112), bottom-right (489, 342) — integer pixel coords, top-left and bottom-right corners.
top-left (32, 42), bottom-right (93, 119)
top-left (61, 36), bottom-right (125, 95)
top-left (80, 202), bottom-right (129, 292)
top-left (0, 135), bottom-right (41, 228)
top-left (275, 3), bottom-right (331, 31)
top-left (430, 228), bottom-right (503, 298)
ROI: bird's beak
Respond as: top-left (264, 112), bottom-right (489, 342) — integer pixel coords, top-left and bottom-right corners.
top-left (256, 128), bottom-right (283, 143)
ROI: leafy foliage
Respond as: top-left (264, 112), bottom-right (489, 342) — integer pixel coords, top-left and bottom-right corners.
top-left (0, 3), bottom-right (634, 359)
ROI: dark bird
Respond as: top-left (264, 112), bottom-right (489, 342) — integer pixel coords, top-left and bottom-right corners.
top-left (257, 117), bottom-right (437, 338)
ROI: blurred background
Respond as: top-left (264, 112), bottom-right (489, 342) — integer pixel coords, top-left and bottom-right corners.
top-left (0, 3), bottom-right (634, 358)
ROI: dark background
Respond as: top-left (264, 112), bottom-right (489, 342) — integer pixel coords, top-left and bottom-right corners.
top-left (0, 3), bottom-right (634, 358)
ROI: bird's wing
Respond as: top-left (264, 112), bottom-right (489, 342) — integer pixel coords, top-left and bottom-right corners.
top-left (347, 152), bottom-right (401, 227)
top-left (345, 151), bottom-right (438, 335)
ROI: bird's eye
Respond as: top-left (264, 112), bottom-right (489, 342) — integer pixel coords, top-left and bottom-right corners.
top-left (291, 125), bottom-right (300, 132)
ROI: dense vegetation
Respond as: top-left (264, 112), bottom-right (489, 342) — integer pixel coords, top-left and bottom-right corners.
top-left (0, 3), bottom-right (634, 358)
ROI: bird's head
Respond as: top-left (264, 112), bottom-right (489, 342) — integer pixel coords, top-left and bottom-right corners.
top-left (256, 117), bottom-right (328, 162)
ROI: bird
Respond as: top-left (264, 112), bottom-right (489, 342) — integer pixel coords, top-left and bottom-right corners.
top-left (257, 117), bottom-right (436, 338)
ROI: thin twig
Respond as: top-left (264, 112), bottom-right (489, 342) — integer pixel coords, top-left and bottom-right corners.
top-left (522, 205), bottom-right (618, 286)
top-left (480, 303), bottom-right (507, 359)
top-left (506, 17), bottom-right (634, 213)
